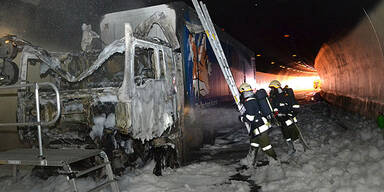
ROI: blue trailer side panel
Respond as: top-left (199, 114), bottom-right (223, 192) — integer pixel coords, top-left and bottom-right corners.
top-left (181, 6), bottom-right (254, 107)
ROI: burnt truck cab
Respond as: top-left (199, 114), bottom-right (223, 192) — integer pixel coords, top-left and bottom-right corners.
top-left (12, 11), bottom-right (184, 173)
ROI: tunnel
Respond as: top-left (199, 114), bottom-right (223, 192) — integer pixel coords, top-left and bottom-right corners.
top-left (1, 0), bottom-right (384, 191)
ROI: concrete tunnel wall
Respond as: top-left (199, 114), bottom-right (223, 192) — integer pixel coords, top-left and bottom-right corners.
top-left (314, 2), bottom-right (384, 118)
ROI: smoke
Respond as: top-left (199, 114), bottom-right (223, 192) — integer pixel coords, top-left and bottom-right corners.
top-left (0, 0), bottom-right (177, 52)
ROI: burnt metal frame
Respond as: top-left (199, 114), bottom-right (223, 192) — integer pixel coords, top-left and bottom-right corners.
top-left (0, 149), bottom-right (120, 192)
top-left (0, 82), bottom-right (60, 158)
top-left (0, 83), bottom-right (119, 192)
top-left (0, 84), bottom-right (120, 192)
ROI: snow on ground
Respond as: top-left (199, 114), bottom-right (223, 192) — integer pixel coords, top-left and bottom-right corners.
top-left (117, 161), bottom-right (250, 192)
top-left (255, 102), bottom-right (384, 192)
top-left (1, 101), bottom-right (384, 192)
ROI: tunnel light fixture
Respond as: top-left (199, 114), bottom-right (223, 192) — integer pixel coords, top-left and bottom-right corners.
top-left (256, 54), bottom-right (262, 57)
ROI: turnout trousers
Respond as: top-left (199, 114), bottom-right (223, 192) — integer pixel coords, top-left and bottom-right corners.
top-left (249, 118), bottom-right (277, 160)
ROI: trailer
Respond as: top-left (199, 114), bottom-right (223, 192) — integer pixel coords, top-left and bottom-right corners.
top-left (0, 2), bottom-right (255, 175)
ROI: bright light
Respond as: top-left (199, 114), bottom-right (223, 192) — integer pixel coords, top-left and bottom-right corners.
top-left (292, 54), bottom-right (297, 57)
top-left (271, 61), bottom-right (275, 64)
top-left (256, 54), bottom-right (262, 57)
top-left (251, 72), bottom-right (321, 92)
top-left (246, 78), bottom-right (257, 90)
top-left (283, 34), bottom-right (290, 38)
top-left (283, 76), bottom-right (320, 91)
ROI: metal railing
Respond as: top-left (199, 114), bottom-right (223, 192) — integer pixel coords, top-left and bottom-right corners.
top-left (0, 82), bottom-right (61, 158)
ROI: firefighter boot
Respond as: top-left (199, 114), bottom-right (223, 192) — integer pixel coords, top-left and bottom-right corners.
top-left (251, 147), bottom-right (259, 166)
top-left (294, 139), bottom-right (305, 153)
top-left (240, 146), bottom-right (258, 168)
top-left (287, 140), bottom-right (296, 156)
top-left (253, 149), bottom-right (270, 167)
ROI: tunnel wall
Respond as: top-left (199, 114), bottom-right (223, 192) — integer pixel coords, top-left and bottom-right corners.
top-left (314, 3), bottom-right (384, 118)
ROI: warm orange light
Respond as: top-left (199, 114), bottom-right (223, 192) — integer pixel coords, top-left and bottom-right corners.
top-left (256, 54), bottom-right (262, 57)
top-left (252, 73), bottom-right (321, 92)
top-left (292, 54), bottom-right (297, 57)
top-left (313, 79), bottom-right (321, 90)
top-left (284, 76), bottom-right (320, 91)
top-left (283, 34), bottom-right (290, 38)
top-left (5, 40), bottom-right (10, 44)
top-left (271, 61), bottom-right (275, 64)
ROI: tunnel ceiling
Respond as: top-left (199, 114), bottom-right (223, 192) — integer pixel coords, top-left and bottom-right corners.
top-left (1, 0), bottom-right (382, 73)
top-left (203, 0), bottom-right (382, 73)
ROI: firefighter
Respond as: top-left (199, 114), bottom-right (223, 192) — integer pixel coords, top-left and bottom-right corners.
top-left (238, 83), bottom-right (277, 167)
top-left (268, 80), bottom-right (301, 155)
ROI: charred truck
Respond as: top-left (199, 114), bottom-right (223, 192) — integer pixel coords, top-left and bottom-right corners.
top-left (0, 2), bottom-right (255, 175)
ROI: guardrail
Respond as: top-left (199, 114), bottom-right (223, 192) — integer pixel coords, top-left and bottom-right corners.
top-left (0, 82), bottom-right (61, 158)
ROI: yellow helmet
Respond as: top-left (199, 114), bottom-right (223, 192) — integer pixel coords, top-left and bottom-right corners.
top-left (269, 80), bottom-right (281, 88)
top-left (239, 82), bottom-right (252, 93)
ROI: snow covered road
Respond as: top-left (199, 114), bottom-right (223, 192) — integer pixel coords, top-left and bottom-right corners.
top-left (1, 101), bottom-right (384, 192)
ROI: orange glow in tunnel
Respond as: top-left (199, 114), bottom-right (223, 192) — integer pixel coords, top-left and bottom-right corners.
top-left (245, 72), bottom-right (321, 92)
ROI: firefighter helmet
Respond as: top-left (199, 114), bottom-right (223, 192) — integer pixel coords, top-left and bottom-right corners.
top-left (239, 82), bottom-right (252, 93)
top-left (269, 80), bottom-right (281, 88)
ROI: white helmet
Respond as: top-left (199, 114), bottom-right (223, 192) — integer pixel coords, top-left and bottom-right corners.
top-left (239, 82), bottom-right (252, 93)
